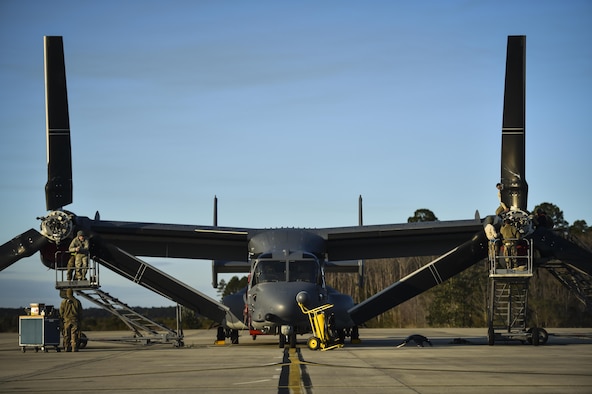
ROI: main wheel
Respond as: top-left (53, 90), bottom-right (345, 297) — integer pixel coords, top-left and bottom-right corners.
top-left (230, 330), bottom-right (239, 344)
top-left (307, 337), bottom-right (320, 350)
top-left (279, 334), bottom-right (286, 348)
top-left (216, 326), bottom-right (225, 342)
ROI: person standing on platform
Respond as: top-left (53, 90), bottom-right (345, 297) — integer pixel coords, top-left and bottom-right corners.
top-left (68, 230), bottom-right (89, 280)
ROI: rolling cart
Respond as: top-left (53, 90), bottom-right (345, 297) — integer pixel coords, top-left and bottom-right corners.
top-left (19, 314), bottom-right (62, 353)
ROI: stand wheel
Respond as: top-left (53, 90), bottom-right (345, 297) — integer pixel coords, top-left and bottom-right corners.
top-left (307, 337), bottom-right (321, 350)
top-left (487, 324), bottom-right (495, 346)
top-left (527, 327), bottom-right (548, 346)
top-left (531, 327), bottom-right (540, 346)
top-left (78, 333), bottom-right (88, 349)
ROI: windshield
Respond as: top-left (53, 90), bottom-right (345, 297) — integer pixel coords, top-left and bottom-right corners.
top-left (253, 259), bottom-right (320, 284)
top-left (254, 261), bottom-right (285, 283)
top-left (288, 260), bottom-right (318, 283)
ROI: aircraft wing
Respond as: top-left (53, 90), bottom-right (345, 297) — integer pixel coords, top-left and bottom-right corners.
top-left (86, 216), bottom-right (483, 263)
top-left (86, 219), bottom-right (251, 261)
top-left (319, 218), bottom-right (483, 261)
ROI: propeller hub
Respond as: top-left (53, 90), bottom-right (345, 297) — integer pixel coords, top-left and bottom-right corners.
top-left (39, 210), bottom-right (73, 244)
top-left (501, 209), bottom-right (533, 237)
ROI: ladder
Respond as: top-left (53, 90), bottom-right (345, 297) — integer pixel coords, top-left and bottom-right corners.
top-left (486, 238), bottom-right (546, 345)
top-left (489, 279), bottom-right (529, 332)
top-left (540, 260), bottom-right (592, 313)
top-left (75, 288), bottom-right (184, 346)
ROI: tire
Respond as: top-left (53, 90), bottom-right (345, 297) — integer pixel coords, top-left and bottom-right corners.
top-left (230, 330), bottom-right (239, 344)
top-left (527, 327), bottom-right (548, 345)
top-left (78, 333), bottom-right (88, 349)
top-left (531, 327), bottom-right (540, 346)
top-left (216, 326), bottom-right (225, 342)
top-left (307, 337), bottom-right (320, 350)
top-left (538, 328), bottom-right (549, 345)
top-left (279, 334), bottom-right (286, 348)
top-left (487, 325), bottom-right (495, 346)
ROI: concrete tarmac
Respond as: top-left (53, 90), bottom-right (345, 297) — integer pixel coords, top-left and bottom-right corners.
top-left (1, 328), bottom-right (591, 393)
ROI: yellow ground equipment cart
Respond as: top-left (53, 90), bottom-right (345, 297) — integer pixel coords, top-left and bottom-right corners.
top-left (297, 302), bottom-right (343, 351)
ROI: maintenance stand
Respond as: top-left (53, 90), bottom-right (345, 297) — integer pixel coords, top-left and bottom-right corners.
top-left (54, 251), bottom-right (184, 347)
top-left (487, 238), bottom-right (548, 345)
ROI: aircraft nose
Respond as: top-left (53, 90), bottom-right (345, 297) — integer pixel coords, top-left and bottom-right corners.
top-left (252, 283), bottom-right (318, 324)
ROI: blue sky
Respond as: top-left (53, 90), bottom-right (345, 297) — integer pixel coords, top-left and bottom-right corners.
top-left (1, 1), bottom-right (591, 309)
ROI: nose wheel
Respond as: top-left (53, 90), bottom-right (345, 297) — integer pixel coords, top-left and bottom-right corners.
top-left (278, 332), bottom-right (297, 348)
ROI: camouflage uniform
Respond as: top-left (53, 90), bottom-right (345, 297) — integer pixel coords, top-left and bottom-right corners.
top-left (60, 289), bottom-right (82, 351)
top-left (500, 221), bottom-right (520, 268)
top-left (68, 231), bottom-right (89, 280)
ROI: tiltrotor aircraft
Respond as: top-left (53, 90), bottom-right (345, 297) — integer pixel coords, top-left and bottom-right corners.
top-left (1, 36), bottom-right (591, 348)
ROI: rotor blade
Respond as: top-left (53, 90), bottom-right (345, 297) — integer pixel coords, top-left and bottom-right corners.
top-left (532, 228), bottom-right (592, 275)
top-left (0, 229), bottom-right (49, 271)
top-left (93, 237), bottom-right (240, 324)
top-left (500, 35), bottom-right (527, 211)
top-left (348, 231), bottom-right (487, 325)
top-left (44, 36), bottom-right (73, 211)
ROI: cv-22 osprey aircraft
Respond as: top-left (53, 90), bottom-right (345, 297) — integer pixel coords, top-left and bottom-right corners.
top-left (1, 36), bottom-right (591, 348)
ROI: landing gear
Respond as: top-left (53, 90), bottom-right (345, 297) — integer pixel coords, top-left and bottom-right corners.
top-left (230, 329), bottom-right (239, 344)
top-left (278, 331), bottom-right (297, 348)
top-left (350, 325), bottom-right (360, 344)
top-left (216, 327), bottom-right (225, 342)
top-left (279, 333), bottom-right (285, 348)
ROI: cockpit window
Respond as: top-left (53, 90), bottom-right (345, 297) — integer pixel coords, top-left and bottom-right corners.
top-left (254, 260), bottom-right (285, 283)
top-left (252, 258), bottom-right (320, 285)
top-left (288, 260), bottom-right (318, 283)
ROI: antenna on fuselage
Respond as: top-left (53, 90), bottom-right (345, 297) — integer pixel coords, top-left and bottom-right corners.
top-left (358, 195), bottom-right (363, 226)
top-left (358, 195), bottom-right (365, 287)
top-left (213, 195), bottom-right (218, 227)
